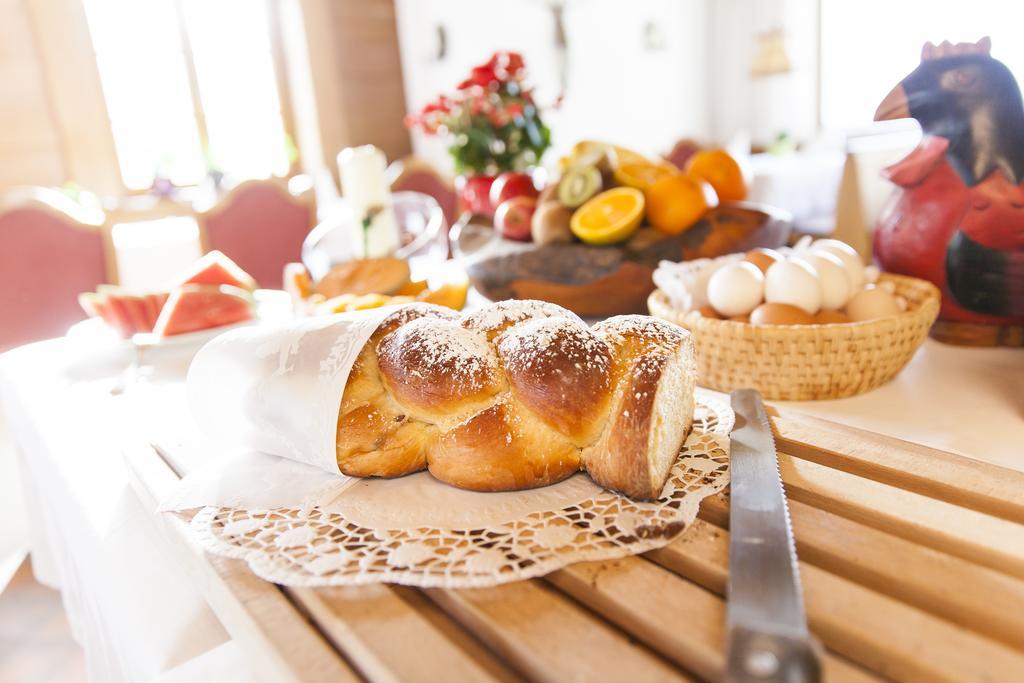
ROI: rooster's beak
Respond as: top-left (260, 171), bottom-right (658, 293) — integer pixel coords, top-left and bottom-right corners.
top-left (875, 84), bottom-right (911, 121)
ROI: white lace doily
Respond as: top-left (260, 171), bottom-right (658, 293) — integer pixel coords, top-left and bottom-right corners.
top-left (188, 390), bottom-right (732, 588)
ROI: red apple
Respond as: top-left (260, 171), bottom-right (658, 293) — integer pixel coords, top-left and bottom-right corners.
top-left (493, 197), bottom-right (537, 242)
top-left (458, 174), bottom-right (498, 216)
top-left (489, 172), bottom-right (538, 208)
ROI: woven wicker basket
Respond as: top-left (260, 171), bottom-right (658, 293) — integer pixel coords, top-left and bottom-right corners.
top-left (648, 273), bottom-right (940, 400)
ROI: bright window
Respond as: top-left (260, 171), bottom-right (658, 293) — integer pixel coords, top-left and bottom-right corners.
top-left (820, 0), bottom-right (1024, 130)
top-left (82, 0), bottom-right (291, 190)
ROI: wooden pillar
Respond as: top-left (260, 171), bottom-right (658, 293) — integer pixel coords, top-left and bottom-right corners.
top-left (282, 0), bottom-right (411, 187)
top-left (23, 0), bottom-right (123, 195)
top-left (0, 0), bottom-right (67, 190)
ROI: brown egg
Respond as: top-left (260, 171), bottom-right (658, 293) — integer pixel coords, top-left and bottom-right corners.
top-left (846, 286), bottom-right (902, 322)
top-left (698, 305), bottom-right (723, 319)
top-left (729, 314), bottom-right (750, 323)
top-left (744, 248), bottom-right (785, 274)
top-left (815, 310), bottom-right (850, 324)
top-left (750, 302), bottom-right (815, 325)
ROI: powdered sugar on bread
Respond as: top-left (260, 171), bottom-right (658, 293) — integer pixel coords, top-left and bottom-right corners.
top-left (341, 300), bottom-right (697, 499)
top-left (462, 299), bottom-right (585, 339)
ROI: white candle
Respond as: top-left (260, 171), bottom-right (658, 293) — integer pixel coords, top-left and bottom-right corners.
top-left (337, 145), bottom-right (400, 258)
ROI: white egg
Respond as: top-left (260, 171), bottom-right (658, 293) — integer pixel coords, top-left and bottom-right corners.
top-left (764, 258), bottom-right (823, 315)
top-left (706, 261), bottom-right (765, 317)
top-left (812, 238), bottom-right (856, 253)
top-left (792, 235), bottom-right (814, 252)
top-left (812, 240), bottom-right (866, 292)
top-left (804, 251), bottom-right (851, 310)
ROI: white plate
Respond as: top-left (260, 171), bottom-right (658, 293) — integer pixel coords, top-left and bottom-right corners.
top-left (66, 316), bottom-right (253, 351)
top-left (132, 322), bottom-right (254, 349)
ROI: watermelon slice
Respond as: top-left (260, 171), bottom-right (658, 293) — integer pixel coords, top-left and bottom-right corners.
top-left (78, 292), bottom-right (101, 318)
top-left (140, 294), bottom-right (161, 330)
top-left (79, 291), bottom-right (129, 338)
top-left (100, 298), bottom-right (130, 334)
top-left (98, 285), bottom-right (152, 334)
top-left (173, 250), bottom-right (257, 291)
top-left (81, 287), bottom-right (174, 337)
top-left (147, 292), bottom-right (169, 328)
top-left (153, 285), bottom-right (255, 337)
top-left (100, 291), bottom-right (142, 336)
top-left (123, 296), bottom-right (153, 332)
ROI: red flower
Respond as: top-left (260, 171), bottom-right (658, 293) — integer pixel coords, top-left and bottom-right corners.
top-left (420, 96), bottom-right (451, 116)
top-left (406, 50), bottom-right (549, 168)
top-left (488, 109), bottom-right (510, 127)
top-left (485, 51), bottom-right (525, 80)
top-left (457, 65), bottom-right (498, 90)
top-left (406, 96), bottom-right (453, 134)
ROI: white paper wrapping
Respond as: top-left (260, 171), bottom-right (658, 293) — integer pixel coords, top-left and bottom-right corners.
top-left (186, 307), bottom-right (395, 475)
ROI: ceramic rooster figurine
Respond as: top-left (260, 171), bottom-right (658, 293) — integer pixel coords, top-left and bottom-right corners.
top-left (874, 37), bottom-right (1024, 345)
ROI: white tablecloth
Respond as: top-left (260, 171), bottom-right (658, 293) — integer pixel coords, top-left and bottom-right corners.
top-left (0, 340), bottom-right (234, 682)
top-left (0, 329), bottom-right (1021, 681)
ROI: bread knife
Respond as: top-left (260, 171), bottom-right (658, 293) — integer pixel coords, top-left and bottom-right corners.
top-left (726, 389), bottom-right (821, 682)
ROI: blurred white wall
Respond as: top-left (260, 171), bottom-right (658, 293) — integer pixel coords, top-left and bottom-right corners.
top-left (709, 0), bottom-right (819, 147)
top-left (396, 0), bottom-right (712, 168)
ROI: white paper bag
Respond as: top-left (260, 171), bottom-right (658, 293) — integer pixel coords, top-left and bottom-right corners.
top-left (186, 307), bottom-right (400, 474)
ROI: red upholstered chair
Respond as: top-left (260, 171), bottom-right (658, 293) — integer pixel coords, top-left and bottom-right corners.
top-left (196, 178), bottom-right (316, 289)
top-left (387, 157), bottom-right (457, 228)
top-left (0, 188), bottom-right (114, 351)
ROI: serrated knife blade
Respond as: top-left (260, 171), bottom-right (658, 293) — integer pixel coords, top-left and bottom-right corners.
top-left (726, 389), bottom-right (821, 683)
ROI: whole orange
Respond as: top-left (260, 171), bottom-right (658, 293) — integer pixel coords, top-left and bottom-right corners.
top-left (684, 149), bottom-right (748, 202)
top-left (644, 174), bottom-right (712, 234)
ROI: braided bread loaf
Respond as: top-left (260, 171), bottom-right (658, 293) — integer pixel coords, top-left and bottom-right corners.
top-left (336, 300), bottom-right (696, 500)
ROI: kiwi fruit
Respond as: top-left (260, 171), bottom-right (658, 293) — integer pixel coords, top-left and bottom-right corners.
top-left (558, 165), bottom-right (602, 208)
top-left (531, 201), bottom-right (575, 246)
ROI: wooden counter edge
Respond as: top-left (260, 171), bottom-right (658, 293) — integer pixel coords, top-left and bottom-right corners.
top-left (122, 442), bottom-right (360, 683)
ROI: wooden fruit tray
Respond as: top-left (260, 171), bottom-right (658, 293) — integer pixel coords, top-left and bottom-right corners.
top-left (126, 405), bottom-right (1024, 682)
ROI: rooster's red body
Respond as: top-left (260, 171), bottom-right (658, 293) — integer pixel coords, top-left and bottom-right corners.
top-left (874, 38), bottom-right (1024, 324)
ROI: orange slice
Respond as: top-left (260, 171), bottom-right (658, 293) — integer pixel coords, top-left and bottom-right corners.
top-left (570, 187), bottom-right (645, 245)
top-left (612, 161), bottom-right (678, 191)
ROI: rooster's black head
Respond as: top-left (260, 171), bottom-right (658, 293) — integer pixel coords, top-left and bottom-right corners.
top-left (875, 37), bottom-right (1024, 186)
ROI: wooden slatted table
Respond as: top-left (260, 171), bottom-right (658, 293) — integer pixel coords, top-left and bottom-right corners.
top-left (125, 404), bottom-right (1024, 683)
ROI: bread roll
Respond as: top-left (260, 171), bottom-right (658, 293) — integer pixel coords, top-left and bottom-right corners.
top-left (336, 301), bottom-right (697, 499)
